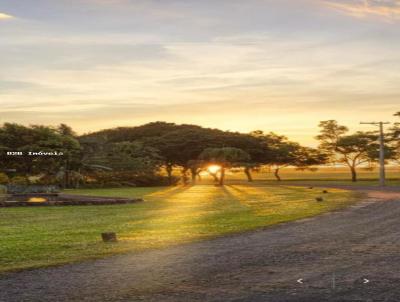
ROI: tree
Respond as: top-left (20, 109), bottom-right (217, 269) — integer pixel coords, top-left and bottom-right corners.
top-left (250, 131), bottom-right (326, 181)
top-left (316, 120), bottom-right (381, 182)
top-left (146, 127), bottom-right (264, 184)
top-left (83, 123), bottom-right (223, 184)
top-left (389, 112), bottom-right (400, 165)
top-left (0, 173), bottom-right (9, 185)
top-left (57, 123), bottom-right (77, 137)
top-left (187, 159), bottom-right (206, 183)
top-left (78, 136), bottom-right (164, 187)
top-left (146, 128), bottom-right (218, 184)
top-left (293, 146), bottom-right (328, 169)
top-left (219, 131), bottom-right (268, 182)
top-left (199, 147), bottom-right (251, 185)
top-left (0, 123), bottom-right (81, 182)
top-left (81, 122), bottom-right (271, 185)
top-left (56, 124), bottom-right (81, 188)
top-left (269, 135), bottom-right (300, 181)
top-left (105, 142), bottom-right (162, 174)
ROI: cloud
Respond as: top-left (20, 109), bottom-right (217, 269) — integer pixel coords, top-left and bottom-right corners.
top-left (0, 12), bottom-right (14, 20)
top-left (324, 0), bottom-right (400, 21)
top-left (0, 80), bottom-right (41, 92)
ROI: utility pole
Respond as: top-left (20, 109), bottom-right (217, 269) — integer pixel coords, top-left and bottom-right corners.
top-left (360, 122), bottom-right (390, 187)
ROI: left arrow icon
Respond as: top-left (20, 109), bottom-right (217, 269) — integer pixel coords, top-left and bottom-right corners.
top-left (297, 279), bottom-right (304, 284)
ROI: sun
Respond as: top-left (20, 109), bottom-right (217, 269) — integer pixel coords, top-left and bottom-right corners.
top-left (0, 13), bottom-right (14, 20)
top-left (207, 165), bottom-right (221, 174)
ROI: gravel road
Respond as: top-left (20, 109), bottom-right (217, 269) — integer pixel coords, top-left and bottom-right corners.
top-left (1, 189), bottom-right (400, 302)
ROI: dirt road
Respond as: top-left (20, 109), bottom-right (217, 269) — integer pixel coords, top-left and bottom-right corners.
top-left (1, 189), bottom-right (400, 302)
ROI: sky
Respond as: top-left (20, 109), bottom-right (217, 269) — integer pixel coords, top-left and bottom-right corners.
top-left (0, 0), bottom-right (400, 145)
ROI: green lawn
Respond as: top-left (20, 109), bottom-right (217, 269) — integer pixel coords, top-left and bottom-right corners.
top-left (63, 186), bottom-right (162, 198)
top-left (0, 184), bottom-right (362, 273)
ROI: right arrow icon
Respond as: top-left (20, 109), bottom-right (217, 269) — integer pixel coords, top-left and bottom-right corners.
top-left (363, 278), bottom-right (370, 284)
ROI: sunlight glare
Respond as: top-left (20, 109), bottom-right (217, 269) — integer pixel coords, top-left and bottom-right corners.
top-left (207, 165), bottom-right (221, 174)
top-left (28, 197), bottom-right (47, 203)
top-left (0, 13), bottom-right (13, 20)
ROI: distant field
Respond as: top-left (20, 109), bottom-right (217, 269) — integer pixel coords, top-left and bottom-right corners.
top-left (224, 166), bottom-right (400, 183)
top-left (0, 184), bottom-right (361, 273)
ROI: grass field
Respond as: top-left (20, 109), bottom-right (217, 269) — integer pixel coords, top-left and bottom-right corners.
top-left (0, 184), bottom-right (361, 273)
top-left (224, 166), bottom-right (400, 187)
top-left (229, 166), bottom-right (400, 181)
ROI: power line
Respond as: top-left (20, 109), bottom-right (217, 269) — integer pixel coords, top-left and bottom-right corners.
top-left (360, 122), bottom-right (390, 187)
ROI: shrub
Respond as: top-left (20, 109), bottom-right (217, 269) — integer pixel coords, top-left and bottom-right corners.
top-left (10, 176), bottom-right (30, 185)
top-left (0, 173), bottom-right (9, 185)
top-left (0, 185), bottom-right (6, 194)
top-left (34, 174), bottom-right (58, 185)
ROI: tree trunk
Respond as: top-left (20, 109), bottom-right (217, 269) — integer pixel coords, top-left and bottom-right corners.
top-left (210, 172), bottom-right (219, 183)
top-left (274, 168), bottom-right (281, 181)
top-left (350, 166), bottom-right (357, 182)
top-left (166, 163), bottom-right (173, 185)
top-left (190, 167), bottom-right (198, 183)
top-left (244, 167), bottom-right (253, 182)
top-left (219, 167), bottom-right (226, 186)
top-left (182, 167), bottom-right (189, 185)
top-left (64, 159), bottom-right (70, 189)
top-left (75, 169), bottom-right (81, 189)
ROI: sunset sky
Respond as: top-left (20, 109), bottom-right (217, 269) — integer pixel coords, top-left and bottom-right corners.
top-left (0, 0), bottom-right (399, 145)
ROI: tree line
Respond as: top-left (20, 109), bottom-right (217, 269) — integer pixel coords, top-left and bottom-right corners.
top-left (0, 113), bottom-right (399, 188)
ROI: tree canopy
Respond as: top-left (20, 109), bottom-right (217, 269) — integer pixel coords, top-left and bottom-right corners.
top-left (316, 120), bottom-right (395, 182)
top-left (0, 123), bottom-right (80, 178)
top-left (2, 116), bottom-right (398, 187)
top-left (199, 147), bottom-right (251, 185)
